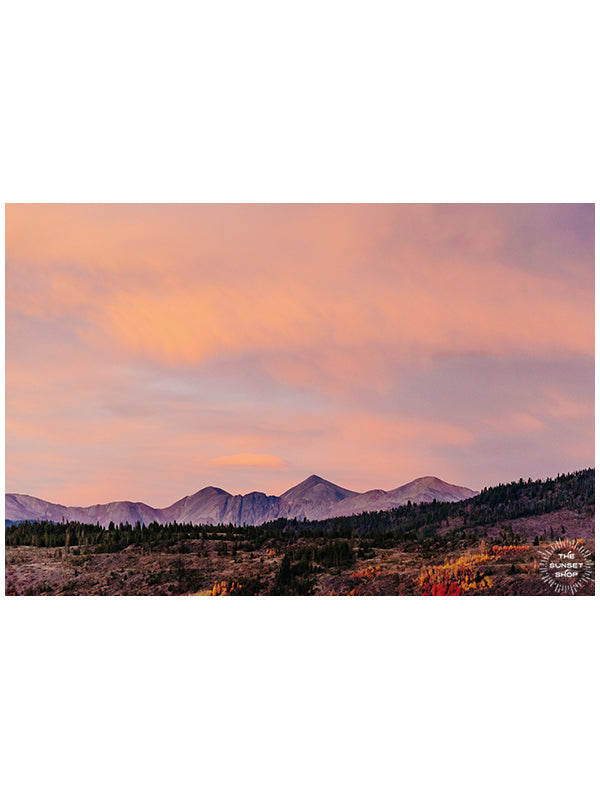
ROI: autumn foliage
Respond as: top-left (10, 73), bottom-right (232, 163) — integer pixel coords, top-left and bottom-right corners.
top-left (430, 581), bottom-right (462, 596)
top-left (350, 565), bottom-right (382, 580)
top-left (209, 580), bottom-right (242, 595)
top-left (491, 545), bottom-right (531, 555)
top-left (420, 553), bottom-right (494, 595)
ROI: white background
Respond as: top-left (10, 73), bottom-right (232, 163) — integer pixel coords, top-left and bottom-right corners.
top-left (2, 2), bottom-right (597, 799)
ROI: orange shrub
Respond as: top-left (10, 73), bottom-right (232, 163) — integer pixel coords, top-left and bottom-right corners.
top-left (350, 565), bottom-right (382, 580)
top-left (209, 580), bottom-right (244, 596)
top-left (491, 545), bottom-right (531, 555)
top-left (420, 553), bottom-right (494, 595)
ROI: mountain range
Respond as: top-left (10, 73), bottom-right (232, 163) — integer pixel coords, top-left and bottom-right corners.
top-left (5, 474), bottom-right (478, 527)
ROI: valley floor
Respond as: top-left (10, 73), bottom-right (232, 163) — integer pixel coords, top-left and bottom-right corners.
top-left (5, 509), bottom-right (594, 597)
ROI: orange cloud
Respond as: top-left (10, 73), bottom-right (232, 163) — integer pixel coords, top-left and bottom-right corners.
top-left (6, 204), bottom-right (593, 388)
top-left (211, 453), bottom-right (287, 469)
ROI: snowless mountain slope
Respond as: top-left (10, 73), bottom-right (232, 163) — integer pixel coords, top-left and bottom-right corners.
top-left (6, 475), bottom-right (478, 526)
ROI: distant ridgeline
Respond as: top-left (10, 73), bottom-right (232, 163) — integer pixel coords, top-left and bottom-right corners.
top-left (5, 468), bottom-right (594, 552)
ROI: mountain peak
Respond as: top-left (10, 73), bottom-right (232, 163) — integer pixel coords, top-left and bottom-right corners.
top-left (389, 475), bottom-right (477, 503)
top-left (300, 474), bottom-right (328, 488)
top-left (280, 474), bottom-right (357, 502)
top-left (193, 486), bottom-right (230, 496)
top-left (403, 475), bottom-right (471, 489)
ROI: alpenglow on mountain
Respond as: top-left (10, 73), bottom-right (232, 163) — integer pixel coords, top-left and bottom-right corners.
top-left (5, 475), bottom-right (478, 527)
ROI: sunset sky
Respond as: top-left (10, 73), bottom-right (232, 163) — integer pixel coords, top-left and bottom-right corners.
top-left (5, 203), bottom-right (594, 507)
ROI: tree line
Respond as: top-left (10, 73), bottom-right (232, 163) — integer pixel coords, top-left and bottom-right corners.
top-left (5, 467), bottom-right (594, 553)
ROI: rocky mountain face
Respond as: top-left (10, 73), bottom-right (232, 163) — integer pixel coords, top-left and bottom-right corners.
top-left (5, 475), bottom-right (478, 527)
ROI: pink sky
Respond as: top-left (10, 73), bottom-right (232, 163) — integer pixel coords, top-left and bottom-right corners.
top-left (5, 204), bottom-right (594, 506)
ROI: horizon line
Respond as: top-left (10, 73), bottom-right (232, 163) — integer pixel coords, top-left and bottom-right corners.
top-left (5, 466), bottom-right (595, 510)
